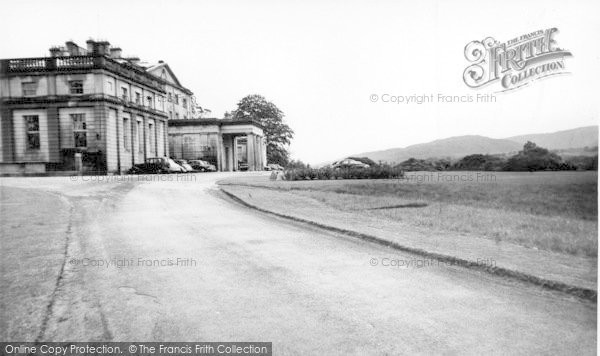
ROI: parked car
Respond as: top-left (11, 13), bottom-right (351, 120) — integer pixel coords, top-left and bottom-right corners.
top-left (238, 162), bottom-right (249, 171)
top-left (189, 159), bottom-right (217, 172)
top-left (264, 163), bottom-right (284, 171)
top-left (173, 159), bottom-right (194, 172)
top-left (127, 157), bottom-right (185, 174)
top-left (332, 158), bottom-right (370, 169)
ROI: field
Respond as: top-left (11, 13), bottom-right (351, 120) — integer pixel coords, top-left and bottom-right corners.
top-left (221, 171), bottom-right (598, 257)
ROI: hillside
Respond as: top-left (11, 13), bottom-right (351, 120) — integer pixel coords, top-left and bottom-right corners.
top-left (348, 126), bottom-right (598, 164)
top-left (506, 126), bottom-right (598, 150)
top-left (355, 136), bottom-right (522, 164)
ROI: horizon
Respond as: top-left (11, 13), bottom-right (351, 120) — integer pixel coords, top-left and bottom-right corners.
top-left (1, 0), bottom-right (598, 164)
top-left (334, 124), bottom-right (598, 162)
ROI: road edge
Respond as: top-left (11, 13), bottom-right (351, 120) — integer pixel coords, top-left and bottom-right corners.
top-left (219, 186), bottom-right (597, 303)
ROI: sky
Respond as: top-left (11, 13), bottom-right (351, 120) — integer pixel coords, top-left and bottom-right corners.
top-left (2, 0), bottom-right (599, 164)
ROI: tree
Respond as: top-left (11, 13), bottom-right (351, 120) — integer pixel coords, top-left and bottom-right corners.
top-left (286, 159), bottom-right (308, 169)
top-left (231, 95), bottom-right (294, 166)
top-left (505, 141), bottom-right (562, 171)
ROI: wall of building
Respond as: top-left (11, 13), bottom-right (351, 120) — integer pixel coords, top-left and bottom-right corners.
top-left (55, 74), bottom-right (95, 96)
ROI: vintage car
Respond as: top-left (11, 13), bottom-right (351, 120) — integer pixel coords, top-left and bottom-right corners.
top-left (188, 159), bottom-right (217, 172)
top-left (127, 157), bottom-right (185, 174)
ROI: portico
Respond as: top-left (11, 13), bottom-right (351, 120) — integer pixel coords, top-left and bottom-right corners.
top-left (168, 118), bottom-right (267, 171)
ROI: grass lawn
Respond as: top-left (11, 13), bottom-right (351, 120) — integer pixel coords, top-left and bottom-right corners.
top-left (221, 171), bottom-right (598, 257)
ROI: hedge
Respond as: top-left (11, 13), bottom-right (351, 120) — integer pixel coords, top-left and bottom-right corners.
top-left (283, 166), bottom-right (404, 181)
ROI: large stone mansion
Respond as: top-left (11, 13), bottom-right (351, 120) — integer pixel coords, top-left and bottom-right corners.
top-left (0, 40), bottom-right (266, 174)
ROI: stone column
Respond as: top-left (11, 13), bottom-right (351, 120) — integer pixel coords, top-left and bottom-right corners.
top-left (247, 133), bottom-right (255, 170)
top-left (163, 120), bottom-right (168, 157)
top-left (228, 136), bottom-right (234, 171)
top-left (257, 135), bottom-right (264, 169)
top-left (216, 133), bottom-right (223, 171)
top-left (142, 115), bottom-right (147, 161)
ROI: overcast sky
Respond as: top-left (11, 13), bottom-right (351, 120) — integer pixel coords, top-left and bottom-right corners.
top-left (2, 0), bottom-right (598, 164)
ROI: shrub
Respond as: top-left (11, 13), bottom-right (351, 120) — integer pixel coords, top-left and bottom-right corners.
top-left (283, 166), bottom-right (404, 181)
top-left (564, 155), bottom-right (598, 170)
top-left (395, 158), bottom-right (437, 171)
top-left (452, 154), bottom-right (507, 171)
top-left (286, 160), bottom-right (308, 169)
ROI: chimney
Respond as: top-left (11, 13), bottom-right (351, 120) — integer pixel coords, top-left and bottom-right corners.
top-left (49, 46), bottom-right (62, 57)
top-left (66, 41), bottom-right (80, 56)
top-left (110, 47), bottom-right (122, 58)
top-left (97, 41), bottom-right (110, 56)
top-left (86, 40), bottom-right (95, 53)
top-left (86, 40), bottom-right (110, 56)
top-left (126, 57), bottom-right (140, 65)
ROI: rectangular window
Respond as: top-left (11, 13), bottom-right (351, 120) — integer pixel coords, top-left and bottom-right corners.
top-left (123, 118), bottom-right (130, 151)
top-left (121, 87), bottom-right (128, 101)
top-left (176, 113), bottom-right (179, 119)
top-left (148, 123), bottom-right (154, 153)
top-left (107, 81), bottom-right (113, 95)
top-left (182, 98), bottom-right (187, 108)
top-left (25, 115), bottom-right (40, 149)
top-left (22, 82), bottom-right (36, 96)
top-left (137, 121), bottom-right (143, 153)
top-left (168, 93), bottom-right (172, 102)
top-left (69, 80), bottom-right (84, 94)
top-left (135, 92), bottom-right (141, 104)
top-left (146, 96), bottom-right (153, 108)
top-left (71, 113), bottom-right (87, 148)
top-left (175, 94), bottom-right (179, 104)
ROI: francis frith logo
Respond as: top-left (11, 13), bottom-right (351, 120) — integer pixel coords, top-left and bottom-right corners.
top-left (463, 28), bottom-right (571, 92)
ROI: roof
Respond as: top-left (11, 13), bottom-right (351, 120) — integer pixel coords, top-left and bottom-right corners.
top-left (144, 63), bottom-right (183, 86)
top-left (168, 118), bottom-right (265, 130)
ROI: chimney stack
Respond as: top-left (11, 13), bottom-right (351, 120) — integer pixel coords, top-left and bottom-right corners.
top-left (66, 41), bottom-right (81, 56)
top-left (126, 57), bottom-right (140, 65)
top-left (49, 46), bottom-right (62, 57)
top-left (110, 47), bottom-right (122, 58)
top-left (86, 39), bottom-right (111, 56)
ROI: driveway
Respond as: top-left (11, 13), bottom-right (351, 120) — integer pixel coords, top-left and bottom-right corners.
top-left (0, 173), bottom-right (596, 354)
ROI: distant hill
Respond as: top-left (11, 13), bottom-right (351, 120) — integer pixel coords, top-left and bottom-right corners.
top-left (346, 126), bottom-right (598, 165)
top-left (506, 126), bottom-right (598, 150)
top-left (353, 136), bottom-right (522, 164)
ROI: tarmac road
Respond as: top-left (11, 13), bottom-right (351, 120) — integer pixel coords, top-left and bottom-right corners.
top-left (0, 173), bottom-right (596, 354)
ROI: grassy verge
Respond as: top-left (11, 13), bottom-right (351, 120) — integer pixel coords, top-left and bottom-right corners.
top-left (220, 171), bottom-right (598, 257)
